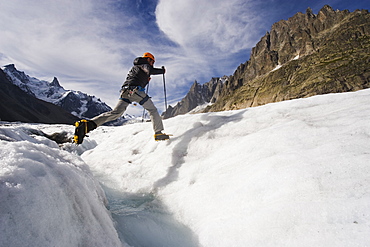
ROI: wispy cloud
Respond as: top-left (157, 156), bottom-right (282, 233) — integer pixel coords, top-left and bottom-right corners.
top-left (0, 0), bottom-right (268, 114)
top-left (0, 1), bottom-right (136, 107)
top-left (156, 0), bottom-right (264, 53)
top-left (0, 0), bottom-right (365, 115)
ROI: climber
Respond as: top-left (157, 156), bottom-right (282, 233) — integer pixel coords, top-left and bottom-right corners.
top-left (73, 52), bottom-right (170, 144)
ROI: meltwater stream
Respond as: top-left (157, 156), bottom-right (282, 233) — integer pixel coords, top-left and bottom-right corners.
top-left (103, 187), bottom-right (200, 247)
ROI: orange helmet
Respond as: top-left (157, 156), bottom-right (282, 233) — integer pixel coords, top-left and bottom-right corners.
top-left (142, 52), bottom-right (155, 61)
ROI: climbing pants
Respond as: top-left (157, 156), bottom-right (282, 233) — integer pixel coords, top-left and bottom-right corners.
top-left (91, 88), bottom-right (164, 133)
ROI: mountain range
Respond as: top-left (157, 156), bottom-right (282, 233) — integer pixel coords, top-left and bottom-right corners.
top-left (0, 67), bottom-right (78, 124)
top-left (162, 76), bottom-right (227, 119)
top-left (3, 64), bottom-right (112, 119)
top-left (163, 5), bottom-right (370, 118)
top-left (1, 5), bottom-right (369, 123)
top-left (1, 64), bottom-right (137, 125)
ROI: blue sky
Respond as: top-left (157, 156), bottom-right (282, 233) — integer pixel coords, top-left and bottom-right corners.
top-left (0, 0), bottom-right (368, 116)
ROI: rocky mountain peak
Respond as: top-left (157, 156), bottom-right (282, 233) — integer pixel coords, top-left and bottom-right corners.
top-left (0, 67), bottom-right (78, 124)
top-left (4, 64), bottom-right (16, 70)
top-left (50, 77), bottom-right (62, 88)
top-left (164, 5), bottom-right (370, 116)
top-left (206, 5), bottom-right (370, 112)
top-left (251, 4), bottom-right (350, 75)
top-left (4, 64), bottom-right (30, 83)
top-left (3, 65), bottom-right (112, 119)
top-left (162, 76), bottom-right (227, 119)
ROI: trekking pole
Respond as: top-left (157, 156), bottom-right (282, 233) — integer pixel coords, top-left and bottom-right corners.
top-left (162, 66), bottom-right (168, 111)
top-left (141, 84), bottom-right (149, 122)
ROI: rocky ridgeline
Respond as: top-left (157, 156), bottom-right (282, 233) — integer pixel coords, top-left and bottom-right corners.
top-left (164, 5), bottom-right (370, 118)
top-left (162, 76), bottom-right (227, 119)
top-left (0, 68), bottom-right (78, 124)
top-left (3, 64), bottom-right (112, 119)
top-left (206, 5), bottom-right (370, 111)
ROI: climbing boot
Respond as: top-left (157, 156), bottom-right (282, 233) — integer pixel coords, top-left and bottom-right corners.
top-left (73, 120), bottom-right (97, 144)
top-left (154, 131), bottom-right (170, 141)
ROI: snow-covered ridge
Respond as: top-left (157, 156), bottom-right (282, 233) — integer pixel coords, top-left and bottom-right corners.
top-left (1, 89), bottom-right (370, 246)
top-left (2, 64), bottom-right (111, 119)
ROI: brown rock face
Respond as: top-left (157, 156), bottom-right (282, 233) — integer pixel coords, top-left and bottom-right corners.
top-left (206, 5), bottom-right (370, 112)
top-left (162, 77), bottom-right (226, 119)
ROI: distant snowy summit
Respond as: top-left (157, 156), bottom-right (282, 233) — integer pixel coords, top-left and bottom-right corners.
top-left (3, 64), bottom-right (111, 119)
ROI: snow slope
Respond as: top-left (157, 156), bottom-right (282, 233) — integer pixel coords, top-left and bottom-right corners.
top-left (1, 89), bottom-right (370, 247)
top-left (0, 124), bottom-right (125, 246)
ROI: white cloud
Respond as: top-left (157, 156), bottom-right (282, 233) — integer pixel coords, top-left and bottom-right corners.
top-left (154, 0), bottom-right (269, 108)
top-left (156, 0), bottom-right (264, 54)
top-left (0, 0), bottom-right (123, 71)
top-left (0, 0), bottom-right (270, 115)
top-left (0, 0), bottom-right (136, 107)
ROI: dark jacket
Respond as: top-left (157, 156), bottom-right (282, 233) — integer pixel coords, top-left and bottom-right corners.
top-left (123, 57), bottom-right (165, 88)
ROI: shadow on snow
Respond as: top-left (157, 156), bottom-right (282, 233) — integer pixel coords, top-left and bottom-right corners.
top-left (153, 110), bottom-right (245, 189)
